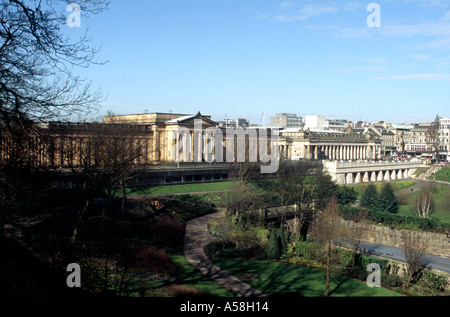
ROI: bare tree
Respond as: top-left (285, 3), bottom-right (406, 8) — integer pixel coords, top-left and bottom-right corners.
top-left (225, 161), bottom-right (259, 223)
top-left (312, 196), bottom-right (342, 296)
top-left (298, 171), bottom-right (338, 241)
top-left (0, 0), bottom-right (109, 129)
top-left (426, 115), bottom-right (440, 162)
top-left (94, 112), bottom-right (147, 216)
top-left (229, 161), bottom-right (259, 190)
top-left (273, 160), bottom-right (305, 225)
top-left (0, 0), bottom-right (108, 223)
top-left (414, 185), bottom-right (436, 218)
top-left (223, 183), bottom-right (255, 224)
top-left (57, 118), bottom-right (147, 243)
top-left (402, 230), bottom-right (430, 284)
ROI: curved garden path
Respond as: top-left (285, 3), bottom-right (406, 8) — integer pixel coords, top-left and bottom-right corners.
top-left (183, 209), bottom-right (267, 297)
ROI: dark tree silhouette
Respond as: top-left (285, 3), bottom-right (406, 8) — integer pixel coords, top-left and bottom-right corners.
top-left (0, 0), bottom-right (109, 222)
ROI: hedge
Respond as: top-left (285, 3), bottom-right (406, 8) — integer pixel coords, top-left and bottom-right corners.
top-left (366, 210), bottom-right (449, 232)
top-left (340, 206), bottom-right (449, 233)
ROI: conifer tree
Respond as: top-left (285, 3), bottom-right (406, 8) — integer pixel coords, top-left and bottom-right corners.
top-left (360, 184), bottom-right (379, 211)
top-left (377, 183), bottom-right (399, 214)
top-left (267, 228), bottom-right (280, 260)
top-left (278, 226), bottom-right (287, 254)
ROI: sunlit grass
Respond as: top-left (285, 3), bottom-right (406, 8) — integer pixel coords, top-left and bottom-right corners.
top-left (211, 258), bottom-right (403, 297)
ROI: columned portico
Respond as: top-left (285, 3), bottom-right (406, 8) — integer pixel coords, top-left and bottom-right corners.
top-left (323, 161), bottom-right (423, 185)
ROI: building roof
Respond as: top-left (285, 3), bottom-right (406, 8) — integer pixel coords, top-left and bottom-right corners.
top-left (165, 111), bottom-right (216, 125)
top-left (372, 125), bottom-right (394, 135)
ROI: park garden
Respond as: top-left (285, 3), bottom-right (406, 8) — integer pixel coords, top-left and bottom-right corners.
top-left (1, 162), bottom-right (449, 297)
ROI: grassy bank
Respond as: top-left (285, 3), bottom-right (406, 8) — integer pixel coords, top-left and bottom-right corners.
top-left (348, 180), bottom-right (417, 198)
top-left (429, 167), bottom-right (450, 183)
top-left (210, 258), bottom-right (403, 297)
top-left (127, 181), bottom-right (240, 196)
top-left (398, 185), bottom-right (450, 224)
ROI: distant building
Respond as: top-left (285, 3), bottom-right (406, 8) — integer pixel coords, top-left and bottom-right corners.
top-left (218, 118), bottom-right (250, 128)
top-left (325, 119), bottom-right (349, 132)
top-left (404, 125), bottom-right (432, 157)
top-left (270, 113), bottom-right (303, 129)
top-left (439, 117), bottom-right (450, 161)
top-left (369, 124), bottom-right (395, 156)
top-left (304, 115), bottom-right (325, 131)
top-left (304, 115), bottom-right (349, 132)
top-left (390, 123), bottom-right (414, 154)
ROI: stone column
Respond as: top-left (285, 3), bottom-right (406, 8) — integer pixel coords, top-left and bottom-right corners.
top-left (390, 170), bottom-right (396, 180)
top-left (377, 171), bottom-right (384, 181)
top-left (363, 172), bottom-right (369, 182)
top-left (183, 132), bottom-right (190, 162)
top-left (346, 173), bottom-right (353, 184)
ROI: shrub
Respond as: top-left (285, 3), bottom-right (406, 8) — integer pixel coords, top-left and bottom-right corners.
top-left (354, 254), bottom-right (390, 273)
top-left (204, 241), bottom-right (237, 258)
top-left (148, 215), bottom-right (185, 246)
top-left (228, 228), bottom-right (260, 249)
top-left (287, 257), bottom-right (326, 270)
top-left (266, 229), bottom-right (281, 260)
top-left (381, 272), bottom-right (404, 288)
top-left (291, 240), bottom-right (316, 259)
top-left (124, 244), bottom-right (175, 277)
top-left (256, 227), bottom-right (270, 248)
top-left (366, 210), bottom-right (449, 232)
top-left (418, 271), bottom-right (449, 292)
top-left (340, 205), bottom-right (363, 220)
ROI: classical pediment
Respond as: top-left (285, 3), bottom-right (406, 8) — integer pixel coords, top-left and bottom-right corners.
top-left (165, 112), bottom-right (217, 127)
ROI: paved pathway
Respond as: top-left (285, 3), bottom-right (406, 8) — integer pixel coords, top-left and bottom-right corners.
top-left (183, 209), bottom-right (267, 297)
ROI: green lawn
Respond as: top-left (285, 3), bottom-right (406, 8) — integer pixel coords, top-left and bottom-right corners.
top-left (399, 185), bottom-right (450, 224)
top-left (168, 252), bottom-right (235, 297)
top-left (348, 180), bottom-right (417, 198)
top-left (210, 258), bottom-right (403, 297)
top-left (127, 181), bottom-right (240, 196)
top-left (429, 167), bottom-right (450, 183)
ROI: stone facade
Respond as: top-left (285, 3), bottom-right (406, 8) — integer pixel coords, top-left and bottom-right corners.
top-left (278, 129), bottom-right (382, 160)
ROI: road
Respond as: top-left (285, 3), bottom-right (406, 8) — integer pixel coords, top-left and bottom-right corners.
top-left (334, 239), bottom-right (450, 274)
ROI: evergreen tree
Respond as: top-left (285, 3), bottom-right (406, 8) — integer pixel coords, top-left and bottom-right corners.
top-left (360, 184), bottom-right (378, 211)
top-left (337, 186), bottom-right (358, 206)
top-left (377, 183), bottom-right (399, 214)
top-left (278, 226), bottom-right (287, 254)
top-left (266, 229), bottom-right (280, 260)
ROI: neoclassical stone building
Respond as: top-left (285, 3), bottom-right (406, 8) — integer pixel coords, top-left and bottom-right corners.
top-left (278, 129), bottom-right (382, 161)
top-left (2, 111), bottom-right (386, 170)
top-left (103, 111), bottom-right (218, 163)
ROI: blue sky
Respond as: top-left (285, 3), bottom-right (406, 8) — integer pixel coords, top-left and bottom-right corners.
top-left (69, 0), bottom-right (450, 125)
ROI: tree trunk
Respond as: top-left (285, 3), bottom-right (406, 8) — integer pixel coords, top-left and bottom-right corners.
top-left (120, 179), bottom-right (126, 217)
top-left (324, 241), bottom-right (331, 296)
